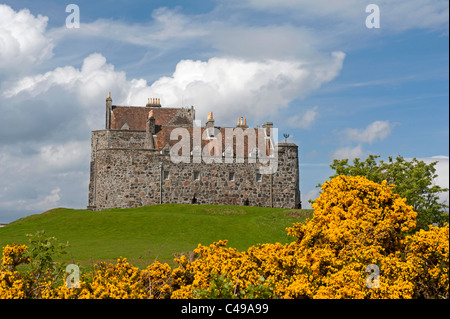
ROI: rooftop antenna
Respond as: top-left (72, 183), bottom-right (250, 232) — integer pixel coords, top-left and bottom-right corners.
top-left (283, 133), bottom-right (290, 143)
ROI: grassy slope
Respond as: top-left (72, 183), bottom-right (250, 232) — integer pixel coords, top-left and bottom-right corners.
top-left (0, 204), bottom-right (312, 267)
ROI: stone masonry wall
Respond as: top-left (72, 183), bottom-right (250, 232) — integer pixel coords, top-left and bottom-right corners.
top-left (88, 130), bottom-right (300, 210)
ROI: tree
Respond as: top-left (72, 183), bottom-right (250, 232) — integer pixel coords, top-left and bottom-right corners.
top-left (328, 155), bottom-right (449, 230)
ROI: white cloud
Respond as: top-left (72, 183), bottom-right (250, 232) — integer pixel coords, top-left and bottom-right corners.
top-left (26, 187), bottom-right (61, 211)
top-left (0, 4), bottom-right (53, 74)
top-left (302, 188), bottom-right (321, 209)
top-left (127, 54), bottom-right (344, 124)
top-left (38, 141), bottom-right (91, 172)
top-left (48, 7), bottom-right (207, 50)
top-left (47, 6), bottom-right (336, 62)
top-left (343, 120), bottom-right (395, 144)
top-left (416, 156), bottom-right (449, 206)
top-left (4, 53), bottom-right (126, 102)
top-left (331, 144), bottom-right (366, 160)
top-left (331, 120), bottom-right (396, 161)
top-left (3, 53), bottom-right (131, 129)
top-left (0, 141), bottom-right (90, 221)
top-left (5, 52), bottom-right (345, 126)
top-left (0, 49), bottom-right (345, 222)
top-left (287, 106), bottom-right (319, 129)
top-left (430, 156), bottom-right (450, 189)
top-left (239, 0), bottom-right (449, 32)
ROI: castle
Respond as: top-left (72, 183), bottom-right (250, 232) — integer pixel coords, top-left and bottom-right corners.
top-left (87, 93), bottom-right (301, 210)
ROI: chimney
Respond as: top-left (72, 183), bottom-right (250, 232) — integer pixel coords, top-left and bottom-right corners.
top-left (147, 110), bottom-right (156, 134)
top-left (145, 110), bottom-right (156, 149)
top-left (206, 111), bottom-right (215, 136)
top-left (236, 116), bottom-right (248, 128)
top-left (106, 92), bottom-right (112, 129)
top-left (190, 105), bottom-right (195, 120)
top-left (146, 97), bottom-right (161, 107)
top-left (262, 122), bottom-right (273, 137)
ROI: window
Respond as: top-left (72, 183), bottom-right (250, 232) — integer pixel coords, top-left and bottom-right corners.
top-left (256, 173), bottom-right (262, 182)
top-left (194, 171), bottom-right (200, 181)
top-left (229, 172), bottom-right (235, 181)
top-left (163, 171), bottom-right (169, 180)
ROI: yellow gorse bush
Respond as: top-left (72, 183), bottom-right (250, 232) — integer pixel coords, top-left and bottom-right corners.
top-left (1, 176), bottom-right (448, 299)
top-left (1, 244), bottom-right (30, 270)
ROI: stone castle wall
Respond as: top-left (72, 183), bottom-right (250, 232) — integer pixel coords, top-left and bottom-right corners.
top-left (88, 130), bottom-right (300, 210)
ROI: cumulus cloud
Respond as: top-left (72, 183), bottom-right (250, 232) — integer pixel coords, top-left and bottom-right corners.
top-left (0, 50), bottom-right (344, 222)
top-left (3, 53), bottom-right (131, 130)
top-left (4, 53), bottom-right (125, 102)
top-left (343, 120), bottom-right (396, 144)
top-left (127, 54), bottom-right (344, 124)
top-left (5, 52), bottom-right (345, 126)
top-left (0, 4), bottom-right (53, 75)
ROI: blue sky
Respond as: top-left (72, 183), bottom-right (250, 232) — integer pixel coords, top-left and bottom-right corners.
top-left (0, 0), bottom-right (448, 222)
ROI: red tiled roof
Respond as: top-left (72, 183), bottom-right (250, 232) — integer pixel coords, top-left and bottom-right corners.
top-left (111, 106), bottom-right (183, 130)
top-left (154, 126), bottom-right (272, 156)
top-left (109, 105), bottom-right (272, 155)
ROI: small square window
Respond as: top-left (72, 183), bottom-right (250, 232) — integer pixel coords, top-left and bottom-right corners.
top-left (194, 171), bottom-right (200, 180)
top-left (256, 173), bottom-right (262, 182)
top-left (229, 172), bottom-right (235, 181)
top-left (163, 171), bottom-right (169, 180)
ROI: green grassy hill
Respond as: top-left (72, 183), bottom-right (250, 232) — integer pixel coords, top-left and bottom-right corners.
top-left (0, 204), bottom-right (312, 268)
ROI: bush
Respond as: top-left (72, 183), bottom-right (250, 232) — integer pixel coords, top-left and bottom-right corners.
top-left (328, 155), bottom-right (449, 230)
top-left (1, 176), bottom-right (448, 299)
